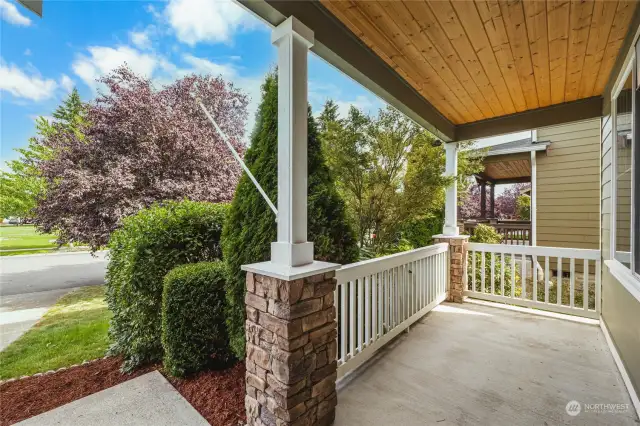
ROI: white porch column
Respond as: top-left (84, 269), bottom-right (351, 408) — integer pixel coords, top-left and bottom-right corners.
top-left (442, 142), bottom-right (459, 236)
top-left (243, 18), bottom-right (340, 425)
top-left (270, 17), bottom-right (315, 267)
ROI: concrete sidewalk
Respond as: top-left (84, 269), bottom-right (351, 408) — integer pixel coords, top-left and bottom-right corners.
top-left (17, 371), bottom-right (209, 425)
top-left (0, 288), bottom-right (71, 350)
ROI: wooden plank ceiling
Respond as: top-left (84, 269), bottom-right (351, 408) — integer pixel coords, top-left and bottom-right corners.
top-left (320, 0), bottom-right (638, 125)
top-left (483, 158), bottom-right (531, 181)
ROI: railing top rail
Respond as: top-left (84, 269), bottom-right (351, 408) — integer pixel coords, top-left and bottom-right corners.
top-left (336, 243), bottom-right (448, 284)
top-left (467, 242), bottom-right (600, 260)
top-left (492, 223), bottom-right (532, 230)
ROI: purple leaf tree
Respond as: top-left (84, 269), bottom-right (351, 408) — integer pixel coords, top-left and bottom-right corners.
top-left (494, 183), bottom-right (530, 219)
top-left (459, 182), bottom-right (530, 220)
top-left (35, 66), bottom-right (249, 250)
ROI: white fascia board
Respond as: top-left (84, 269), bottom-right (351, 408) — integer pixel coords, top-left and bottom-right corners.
top-left (485, 143), bottom-right (550, 157)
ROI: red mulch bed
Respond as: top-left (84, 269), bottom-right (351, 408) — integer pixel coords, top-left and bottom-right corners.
top-left (0, 357), bottom-right (246, 426)
top-left (168, 362), bottom-right (245, 426)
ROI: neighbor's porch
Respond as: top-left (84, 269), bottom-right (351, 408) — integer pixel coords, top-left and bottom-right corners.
top-left (461, 138), bottom-right (549, 246)
top-left (334, 301), bottom-right (637, 426)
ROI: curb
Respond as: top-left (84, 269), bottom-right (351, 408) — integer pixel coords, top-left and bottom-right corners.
top-left (0, 250), bottom-right (108, 259)
top-left (0, 356), bottom-right (109, 385)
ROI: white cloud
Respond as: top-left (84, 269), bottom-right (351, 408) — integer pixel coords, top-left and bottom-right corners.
top-left (72, 46), bottom-right (158, 89)
top-left (182, 55), bottom-right (237, 79)
top-left (130, 28), bottom-right (153, 50)
top-left (23, 48), bottom-right (32, 56)
top-left (0, 0), bottom-right (31, 26)
top-left (59, 74), bottom-right (74, 92)
top-left (334, 95), bottom-right (381, 118)
top-left (309, 80), bottom-right (383, 119)
top-left (0, 62), bottom-right (57, 101)
top-left (165, 0), bottom-right (258, 45)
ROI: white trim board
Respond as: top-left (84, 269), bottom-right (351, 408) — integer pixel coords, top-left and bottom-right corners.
top-left (605, 259), bottom-right (640, 303)
top-left (600, 317), bottom-right (640, 419)
top-left (484, 142), bottom-right (550, 157)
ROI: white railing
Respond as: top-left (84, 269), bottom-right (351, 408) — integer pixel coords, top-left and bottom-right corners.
top-left (335, 243), bottom-right (449, 379)
top-left (465, 243), bottom-right (601, 319)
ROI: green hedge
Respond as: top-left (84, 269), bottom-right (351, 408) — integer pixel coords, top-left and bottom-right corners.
top-left (401, 211), bottom-right (444, 248)
top-left (105, 200), bottom-right (228, 371)
top-left (162, 262), bottom-right (230, 377)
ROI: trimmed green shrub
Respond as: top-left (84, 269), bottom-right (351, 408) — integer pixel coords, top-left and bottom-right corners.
top-left (222, 72), bottom-right (359, 359)
top-left (162, 262), bottom-right (230, 377)
top-left (106, 200), bottom-right (229, 371)
top-left (401, 211), bottom-right (444, 249)
top-left (516, 195), bottom-right (531, 220)
top-left (469, 223), bottom-right (502, 244)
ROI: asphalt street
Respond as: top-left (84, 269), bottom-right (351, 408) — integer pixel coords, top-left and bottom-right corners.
top-left (0, 251), bottom-right (108, 350)
top-left (0, 251), bottom-right (108, 297)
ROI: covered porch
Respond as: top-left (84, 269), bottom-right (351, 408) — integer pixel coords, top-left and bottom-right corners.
top-left (233, 1), bottom-right (640, 425)
top-left (335, 301), bottom-right (636, 426)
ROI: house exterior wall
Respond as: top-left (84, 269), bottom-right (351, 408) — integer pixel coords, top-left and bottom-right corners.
top-left (600, 113), bottom-right (640, 399)
top-left (535, 118), bottom-right (601, 249)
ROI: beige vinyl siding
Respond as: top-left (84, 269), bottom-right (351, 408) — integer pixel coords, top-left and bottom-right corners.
top-left (535, 118), bottom-right (601, 249)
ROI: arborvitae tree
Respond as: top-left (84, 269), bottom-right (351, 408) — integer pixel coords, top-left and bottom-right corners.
top-left (222, 72), bottom-right (359, 358)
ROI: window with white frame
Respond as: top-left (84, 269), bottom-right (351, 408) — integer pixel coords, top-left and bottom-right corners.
top-left (612, 40), bottom-right (639, 278)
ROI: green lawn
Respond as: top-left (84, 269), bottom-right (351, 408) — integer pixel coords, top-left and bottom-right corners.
top-left (0, 225), bottom-right (57, 251)
top-left (0, 286), bottom-right (112, 380)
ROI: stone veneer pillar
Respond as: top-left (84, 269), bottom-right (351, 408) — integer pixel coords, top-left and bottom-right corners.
top-left (433, 235), bottom-right (470, 303)
top-left (244, 270), bottom-right (338, 426)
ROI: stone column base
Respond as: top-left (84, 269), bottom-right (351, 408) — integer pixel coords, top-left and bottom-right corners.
top-left (433, 235), bottom-right (469, 303)
top-left (244, 269), bottom-right (338, 426)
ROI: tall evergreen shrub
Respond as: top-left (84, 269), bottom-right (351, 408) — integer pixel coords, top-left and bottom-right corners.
top-left (222, 72), bottom-right (359, 358)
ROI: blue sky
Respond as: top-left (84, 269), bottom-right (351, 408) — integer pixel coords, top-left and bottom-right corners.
top-left (0, 0), bottom-right (385, 163)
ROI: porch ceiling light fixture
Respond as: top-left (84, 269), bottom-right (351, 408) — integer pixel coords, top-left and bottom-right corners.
top-left (194, 96), bottom-right (278, 218)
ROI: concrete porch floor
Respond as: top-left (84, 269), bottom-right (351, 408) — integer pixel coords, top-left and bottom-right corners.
top-left (335, 302), bottom-right (638, 426)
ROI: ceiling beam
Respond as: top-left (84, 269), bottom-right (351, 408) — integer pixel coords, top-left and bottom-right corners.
top-left (475, 174), bottom-right (532, 185)
top-left (237, 0), bottom-right (455, 141)
top-left (454, 96), bottom-right (603, 142)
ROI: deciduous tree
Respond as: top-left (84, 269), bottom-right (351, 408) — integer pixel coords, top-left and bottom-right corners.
top-left (0, 89), bottom-right (86, 219)
top-left (318, 103), bottom-right (484, 255)
top-left (34, 66), bottom-right (248, 250)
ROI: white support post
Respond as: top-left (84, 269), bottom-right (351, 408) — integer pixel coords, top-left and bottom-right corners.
top-left (442, 142), bottom-right (459, 236)
top-left (530, 150), bottom-right (537, 246)
top-left (270, 17), bottom-right (315, 267)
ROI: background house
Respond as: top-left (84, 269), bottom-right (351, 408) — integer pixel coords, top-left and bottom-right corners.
top-left (464, 118), bottom-right (601, 250)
